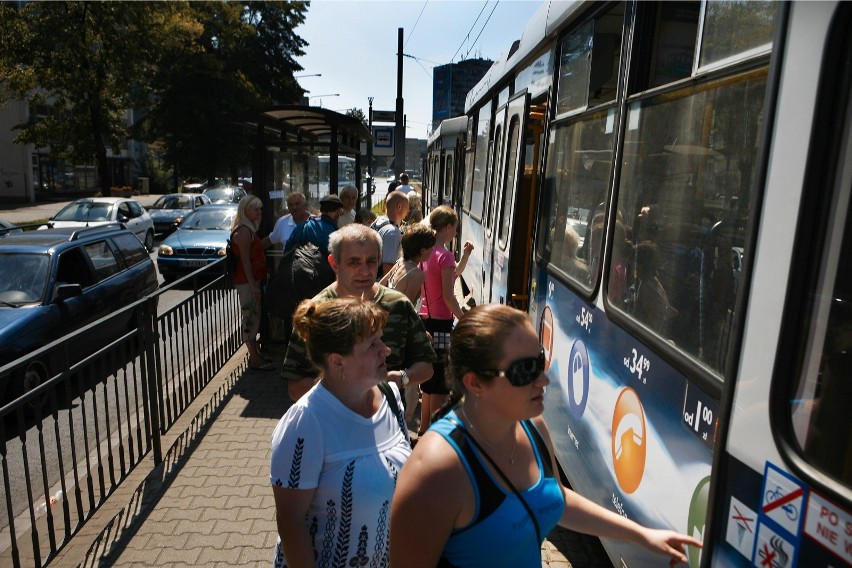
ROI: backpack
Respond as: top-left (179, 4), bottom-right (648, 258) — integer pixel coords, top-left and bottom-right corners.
top-left (266, 242), bottom-right (336, 342)
top-left (225, 229), bottom-right (239, 274)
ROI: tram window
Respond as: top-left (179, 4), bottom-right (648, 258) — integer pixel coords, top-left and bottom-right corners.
top-left (792, 194), bottom-right (852, 486)
top-left (556, 21), bottom-right (593, 115)
top-left (588, 3), bottom-right (624, 108)
top-left (468, 110), bottom-right (490, 219)
top-left (698, 1), bottom-right (778, 69)
top-left (646, 2), bottom-right (700, 89)
top-left (444, 156), bottom-right (453, 203)
top-left (498, 116), bottom-right (521, 247)
top-left (536, 107), bottom-right (615, 292)
top-left (610, 66), bottom-right (768, 375)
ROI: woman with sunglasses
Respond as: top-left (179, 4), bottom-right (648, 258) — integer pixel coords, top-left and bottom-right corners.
top-left (390, 304), bottom-right (701, 567)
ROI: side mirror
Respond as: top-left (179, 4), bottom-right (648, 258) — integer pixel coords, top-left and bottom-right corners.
top-left (55, 283), bottom-right (83, 301)
top-left (118, 213), bottom-right (129, 223)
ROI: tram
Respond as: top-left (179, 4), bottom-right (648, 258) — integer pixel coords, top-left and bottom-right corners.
top-left (427, 1), bottom-right (852, 566)
top-left (423, 116), bottom-right (467, 213)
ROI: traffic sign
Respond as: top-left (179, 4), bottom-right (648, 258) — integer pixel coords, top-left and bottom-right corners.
top-left (372, 110), bottom-right (396, 123)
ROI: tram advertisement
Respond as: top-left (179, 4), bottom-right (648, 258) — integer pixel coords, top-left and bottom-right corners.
top-left (533, 271), bottom-right (714, 567)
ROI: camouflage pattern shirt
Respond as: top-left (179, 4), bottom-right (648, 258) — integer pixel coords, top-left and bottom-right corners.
top-left (280, 284), bottom-right (437, 381)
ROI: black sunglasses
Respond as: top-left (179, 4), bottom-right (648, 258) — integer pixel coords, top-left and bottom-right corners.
top-left (479, 347), bottom-right (546, 387)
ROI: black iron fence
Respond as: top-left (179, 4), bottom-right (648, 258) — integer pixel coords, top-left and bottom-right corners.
top-left (0, 265), bottom-right (241, 567)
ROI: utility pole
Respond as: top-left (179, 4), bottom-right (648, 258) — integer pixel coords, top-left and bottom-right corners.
top-left (395, 28), bottom-right (405, 176)
top-left (368, 96), bottom-right (374, 209)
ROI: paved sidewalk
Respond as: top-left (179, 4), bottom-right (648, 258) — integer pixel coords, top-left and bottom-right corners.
top-left (45, 346), bottom-right (609, 567)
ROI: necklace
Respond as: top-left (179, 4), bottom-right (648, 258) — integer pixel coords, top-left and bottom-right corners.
top-left (459, 406), bottom-right (518, 464)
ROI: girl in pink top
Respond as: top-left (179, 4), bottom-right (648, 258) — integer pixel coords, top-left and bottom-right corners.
top-left (418, 206), bottom-right (473, 433)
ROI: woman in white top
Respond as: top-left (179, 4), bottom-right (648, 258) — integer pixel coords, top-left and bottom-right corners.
top-left (270, 298), bottom-right (411, 567)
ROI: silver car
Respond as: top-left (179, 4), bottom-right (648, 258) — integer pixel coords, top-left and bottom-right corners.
top-left (42, 197), bottom-right (156, 251)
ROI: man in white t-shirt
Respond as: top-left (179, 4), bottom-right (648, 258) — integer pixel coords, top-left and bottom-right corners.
top-left (264, 191), bottom-right (310, 247)
top-left (396, 172), bottom-right (413, 194)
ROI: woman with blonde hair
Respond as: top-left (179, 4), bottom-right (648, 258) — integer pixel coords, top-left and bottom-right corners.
top-left (270, 297), bottom-right (410, 567)
top-left (230, 194), bottom-right (272, 369)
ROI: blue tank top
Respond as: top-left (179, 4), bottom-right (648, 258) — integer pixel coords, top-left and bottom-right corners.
top-left (432, 410), bottom-right (565, 567)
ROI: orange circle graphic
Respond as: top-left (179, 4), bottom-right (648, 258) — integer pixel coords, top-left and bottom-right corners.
top-left (611, 387), bottom-right (647, 494)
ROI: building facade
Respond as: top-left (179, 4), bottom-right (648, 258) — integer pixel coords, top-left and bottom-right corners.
top-left (431, 58), bottom-right (493, 131)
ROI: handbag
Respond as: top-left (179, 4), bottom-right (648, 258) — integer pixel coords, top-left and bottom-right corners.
top-left (421, 276), bottom-right (453, 350)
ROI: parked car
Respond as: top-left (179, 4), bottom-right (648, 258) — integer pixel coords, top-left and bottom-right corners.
top-left (157, 204), bottom-right (238, 283)
top-left (202, 186), bottom-right (247, 204)
top-left (42, 197), bottom-right (156, 251)
top-left (147, 193), bottom-right (211, 235)
top-left (0, 219), bottom-right (22, 235)
top-left (0, 224), bottom-right (159, 404)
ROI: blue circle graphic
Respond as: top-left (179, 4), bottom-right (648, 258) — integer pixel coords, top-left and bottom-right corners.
top-left (567, 339), bottom-right (590, 419)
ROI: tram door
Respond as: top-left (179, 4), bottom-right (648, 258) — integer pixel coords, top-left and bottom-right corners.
top-left (480, 104), bottom-right (507, 302)
top-left (490, 92), bottom-right (532, 308)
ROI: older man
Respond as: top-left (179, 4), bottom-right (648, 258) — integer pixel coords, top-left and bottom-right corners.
top-left (337, 184), bottom-right (358, 228)
top-left (284, 194), bottom-right (345, 256)
top-left (263, 191), bottom-right (310, 248)
top-left (281, 223), bottom-right (435, 402)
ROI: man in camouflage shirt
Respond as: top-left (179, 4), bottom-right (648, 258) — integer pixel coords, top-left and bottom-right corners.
top-left (281, 223), bottom-right (436, 402)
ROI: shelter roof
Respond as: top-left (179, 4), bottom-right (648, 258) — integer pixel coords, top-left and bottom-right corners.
top-left (240, 105), bottom-right (372, 155)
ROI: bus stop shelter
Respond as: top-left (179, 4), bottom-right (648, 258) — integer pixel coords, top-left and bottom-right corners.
top-left (240, 105), bottom-right (373, 231)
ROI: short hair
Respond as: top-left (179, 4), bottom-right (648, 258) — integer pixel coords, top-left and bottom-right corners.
top-left (428, 205), bottom-right (458, 233)
top-left (339, 185), bottom-right (358, 199)
top-left (285, 191), bottom-right (306, 207)
top-left (385, 190), bottom-right (409, 211)
top-left (401, 223), bottom-right (436, 261)
top-left (292, 297), bottom-right (388, 369)
top-left (355, 209), bottom-right (377, 225)
top-left (563, 227), bottom-right (581, 258)
top-left (329, 223), bottom-right (382, 262)
top-left (399, 172), bottom-right (409, 182)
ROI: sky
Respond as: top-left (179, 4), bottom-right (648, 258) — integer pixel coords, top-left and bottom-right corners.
top-left (294, 0), bottom-right (545, 140)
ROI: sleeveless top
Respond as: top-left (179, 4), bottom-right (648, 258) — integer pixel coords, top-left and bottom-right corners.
top-left (386, 259), bottom-right (421, 305)
top-left (232, 225), bottom-right (267, 285)
top-left (431, 410), bottom-right (565, 568)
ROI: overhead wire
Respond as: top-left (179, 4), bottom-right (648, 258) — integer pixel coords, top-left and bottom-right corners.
top-left (463, 0), bottom-right (500, 60)
top-left (449, 1), bottom-right (491, 63)
top-left (404, 0), bottom-right (429, 49)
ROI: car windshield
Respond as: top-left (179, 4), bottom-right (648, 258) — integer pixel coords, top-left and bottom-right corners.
top-left (204, 189), bottom-right (232, 201)
top-left (53, 201), bottom-right (113, 222)
top-left (0, 253), bottom-right (49, 305)
top-left (181, 209), bottom-right (235, 230)
top-left (152, 195), bottom-right (192, 210)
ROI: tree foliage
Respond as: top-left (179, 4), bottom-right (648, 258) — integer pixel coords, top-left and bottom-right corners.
top-left (0, 1), bottom-right (310, 192)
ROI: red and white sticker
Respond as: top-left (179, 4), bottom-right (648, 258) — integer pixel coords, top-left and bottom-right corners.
top-left (804, 491), bottom-right (852, 564)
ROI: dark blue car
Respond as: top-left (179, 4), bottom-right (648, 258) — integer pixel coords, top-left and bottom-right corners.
top-left (0, 225), bottom-right (158, 404)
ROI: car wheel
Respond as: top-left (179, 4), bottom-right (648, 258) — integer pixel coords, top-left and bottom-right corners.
top-left (144, 230), bottom-right (155, 252)
top-left (8, 360), bottom-right (50, 410)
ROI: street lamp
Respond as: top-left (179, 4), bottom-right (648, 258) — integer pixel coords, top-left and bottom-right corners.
top-left (295, 73), bottom-right (322, 79)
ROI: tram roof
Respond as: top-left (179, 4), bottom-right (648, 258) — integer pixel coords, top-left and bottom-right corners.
top-left (465, 0), bottom-right (581, 113)
top-left (427, 116), bottom-right (467, 147)
top-left (239, 105), bottom-right (372, 155)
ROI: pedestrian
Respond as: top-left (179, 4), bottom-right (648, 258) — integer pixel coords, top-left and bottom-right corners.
top-left (337, 184), bottom-right (358, 228)
top-left (379, 222), bottom-right (436, 426)
top-left (418, 205), bottom-right (473, 433)
top-left (396, 172), bottom-right (414, 194)
top-left (284, 193), bottom-right (346, 256)
top-left (371, 190), bottom-right (410, 276)
top-left (389, 304), bottom-right (702, 567)
top-left (280, 223), bottom-right (436, 402)
top-left (270, 297), bottom-right (411, 568)
top-left (230, 194), bottom-right (274, 370)
top-left (355, 208), bottom-right (377, 226)
top-left (262, 191), bottom-right (310, 249)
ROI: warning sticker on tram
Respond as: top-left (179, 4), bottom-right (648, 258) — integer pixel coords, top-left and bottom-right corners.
top-left (726, 496), bottom-right (756, 560)
top-left (803, 492), bottom-right (852, 564)
top-left (761, 464), bottom-right (806, 538)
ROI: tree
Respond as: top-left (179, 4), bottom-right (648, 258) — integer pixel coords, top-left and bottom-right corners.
top-left (0, 2), bottom-right (161, 195)
top-left (346, 108), bottom-right (368, 129)
top-left (143, 1), bottom-right (309, 185)
top-left (0, 1), bottom-right (310, 193)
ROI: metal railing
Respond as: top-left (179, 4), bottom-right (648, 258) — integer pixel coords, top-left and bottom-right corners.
top-left (0, 263), bottom-right (241, 567)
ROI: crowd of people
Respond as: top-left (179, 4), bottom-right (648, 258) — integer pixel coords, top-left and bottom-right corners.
top-left (230, 173), bottom-right (702, 567)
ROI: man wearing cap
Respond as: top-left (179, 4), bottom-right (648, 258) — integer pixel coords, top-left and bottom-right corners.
top-left (284, 194), bottom-right (345, 256)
